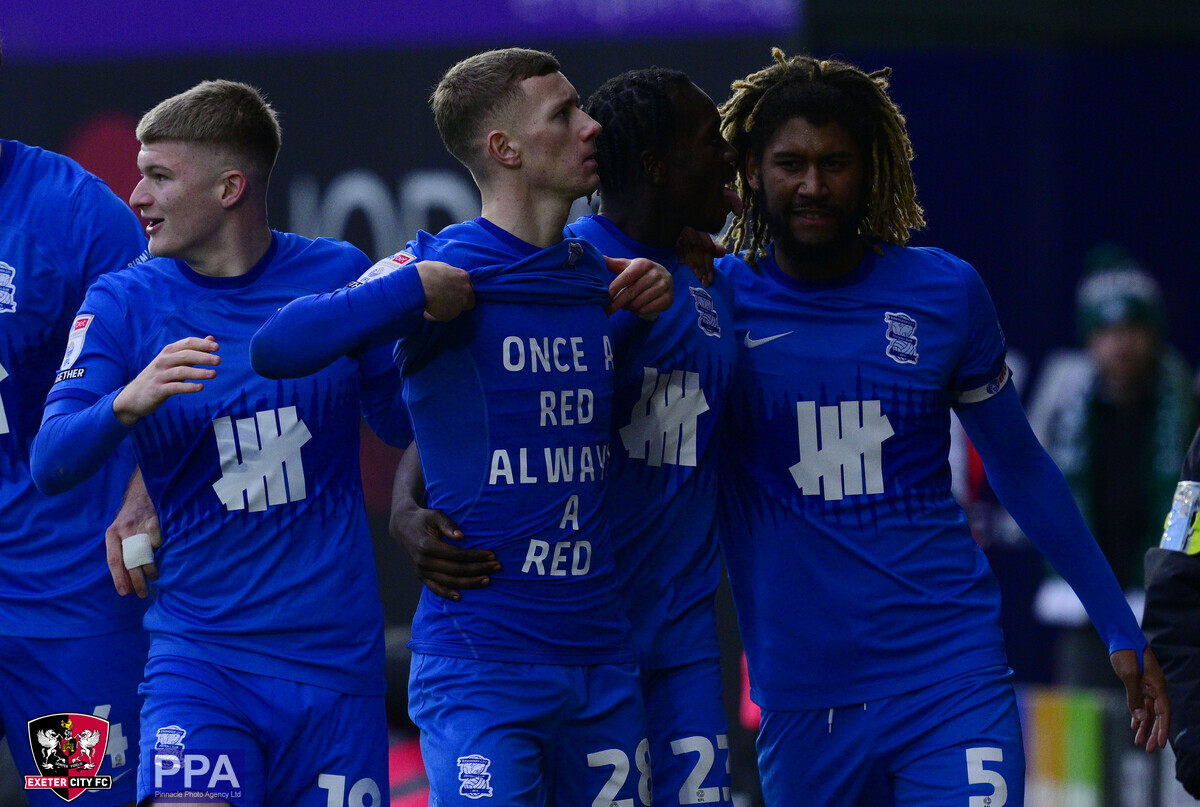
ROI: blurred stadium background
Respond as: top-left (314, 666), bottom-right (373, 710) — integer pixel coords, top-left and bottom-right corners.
top-left (4, 1), bottom-right (1200, 804)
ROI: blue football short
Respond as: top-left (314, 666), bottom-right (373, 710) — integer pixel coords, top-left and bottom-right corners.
top-left (408, 653), bottom-right (647, 806)
top-left (0, 627), bottom-right (147, 807)
top-left (642, 659), bottom-right (732, 806)
top-left (756, 665), bottom-right (1024, 807)
top-left (137, 655), bottom-right (388, 807)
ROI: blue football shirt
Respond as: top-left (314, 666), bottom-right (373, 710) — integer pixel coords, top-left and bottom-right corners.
top-left (398, 218), bottom-right (634, 664)
top-left (41, 232), bottom-right (403, 694)
top-left (567, 215), bottom-right (737, 669)
top-left (0, 140), bottom-right (148, 637)
top-left (717, 244), bottom-right (1012, 710)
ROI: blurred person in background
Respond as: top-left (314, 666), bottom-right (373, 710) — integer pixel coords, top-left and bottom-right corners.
top-left (1030, 245), bottom-right (1197, 687)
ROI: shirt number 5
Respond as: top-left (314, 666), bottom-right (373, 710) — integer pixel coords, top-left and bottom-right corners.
top-left (966, 746), bottom-right (1008, 806)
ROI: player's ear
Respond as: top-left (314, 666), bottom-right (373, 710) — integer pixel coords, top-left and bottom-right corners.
top-left (745, 154), bottom-right (762, 192)
top-left (218, 169), bottom-right (248, 208)
top-left (486, 129), bottom-right (521, 170)
top-left (642, 150), bottom-right (668, 186)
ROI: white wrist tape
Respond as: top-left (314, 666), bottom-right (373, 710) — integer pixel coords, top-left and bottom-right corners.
top-left (122, 533), bottom-right (155, 569)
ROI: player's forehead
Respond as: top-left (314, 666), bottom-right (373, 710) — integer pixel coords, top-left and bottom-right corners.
top-left (136, 139), bottom-right (217, 172)
top-left (670, 82), bottom-right (720, 138)
top-left (518, 71), bottom-right (579, 111)
top-left (763, 115), bottom-right (859, 157)
top-left (673, 81), bottom-right (715, 116)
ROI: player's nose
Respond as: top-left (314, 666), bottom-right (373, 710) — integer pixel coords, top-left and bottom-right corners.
top-left (579, 111), bottom-right (601, 141)
top-left (129, 178), bottom-right (151, 210)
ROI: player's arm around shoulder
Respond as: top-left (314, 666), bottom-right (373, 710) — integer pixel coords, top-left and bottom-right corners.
top-left (605, 256), bottom-right (672, 319)
top-left (250, 248), bottom-right (471, 379)
top-left (417, 259), bottom-right (474, 322)
top-left (353, 243), bottom-right (473, 322)
top-left (675, 226), bottom-right (726, 288)
top-left (389, 441), bottom-right (498, 602)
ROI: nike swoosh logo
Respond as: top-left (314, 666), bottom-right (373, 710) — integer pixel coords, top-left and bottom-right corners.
top-left (743, 331), bottom-right (793, 348)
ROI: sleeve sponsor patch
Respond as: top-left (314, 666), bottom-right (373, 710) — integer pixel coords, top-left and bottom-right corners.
top-left (346, 251), bottom-right (417, 289)
top-left (58, 314), bottom-right (94, 372)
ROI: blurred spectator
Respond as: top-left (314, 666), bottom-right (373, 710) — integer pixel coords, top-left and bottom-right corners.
top-left (1028, 244), bottom-right (1197, 687)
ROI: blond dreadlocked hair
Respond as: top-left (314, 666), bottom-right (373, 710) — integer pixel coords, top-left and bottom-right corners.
top-left (719, 48), bottom-right (925, 266)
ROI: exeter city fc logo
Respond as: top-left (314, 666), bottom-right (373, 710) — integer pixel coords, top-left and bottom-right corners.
top-left (25, 713), bottom-right (113, 802)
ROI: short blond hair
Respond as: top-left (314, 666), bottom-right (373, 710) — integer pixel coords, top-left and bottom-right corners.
top-left (430, 48), bottom-right (560, 170)
top-left (137, 80), bottom-right (282, 178)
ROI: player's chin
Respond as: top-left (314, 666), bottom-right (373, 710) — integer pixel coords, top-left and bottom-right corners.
top-left (146, 238), bottom-right (171, 257)
top-left (578, 170), bottom-right (600, 196)
top-left (696, 207), bottom-right (732, 235)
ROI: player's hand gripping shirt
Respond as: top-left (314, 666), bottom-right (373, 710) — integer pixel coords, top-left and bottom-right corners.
top-left (398, 218), bottom-right (633, 664)
top-left (39, 233), bottom-right (403, 694)
top-left (717, 244), bottom-right (1014, 710)
top-left (0, 140), bottom-right (148, 636)
top-left (567, 214), bottom-right (736, 669)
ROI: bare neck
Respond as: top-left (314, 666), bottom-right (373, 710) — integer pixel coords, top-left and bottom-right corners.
top-left (772, 237), bottom-right (870, 283)
top-left (478, 183), bottom-right (576, 249)
top-left (597, 194), bottom-right (679, 251)
top-left (183, 215), bottom-right (274, 278)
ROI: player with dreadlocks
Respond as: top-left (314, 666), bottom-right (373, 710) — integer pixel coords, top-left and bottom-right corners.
top-left (721, 50), bottom-right (922, 270)
top-left (712, 49), bottom-right (1169, 806)
top-left (390, 66), bottom-right (743, 806)
top-left (569, 68), bottom-right (740, 806)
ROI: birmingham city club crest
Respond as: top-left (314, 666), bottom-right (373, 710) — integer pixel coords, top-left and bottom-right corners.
top-left (457, 754), bottom-right (494, 799)
top-left (25, 713), bottom-right (112, 802)
top-left (0, 262), bottom-right (15, 314)
top-left (884, 311), bottom-right (919, 365)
